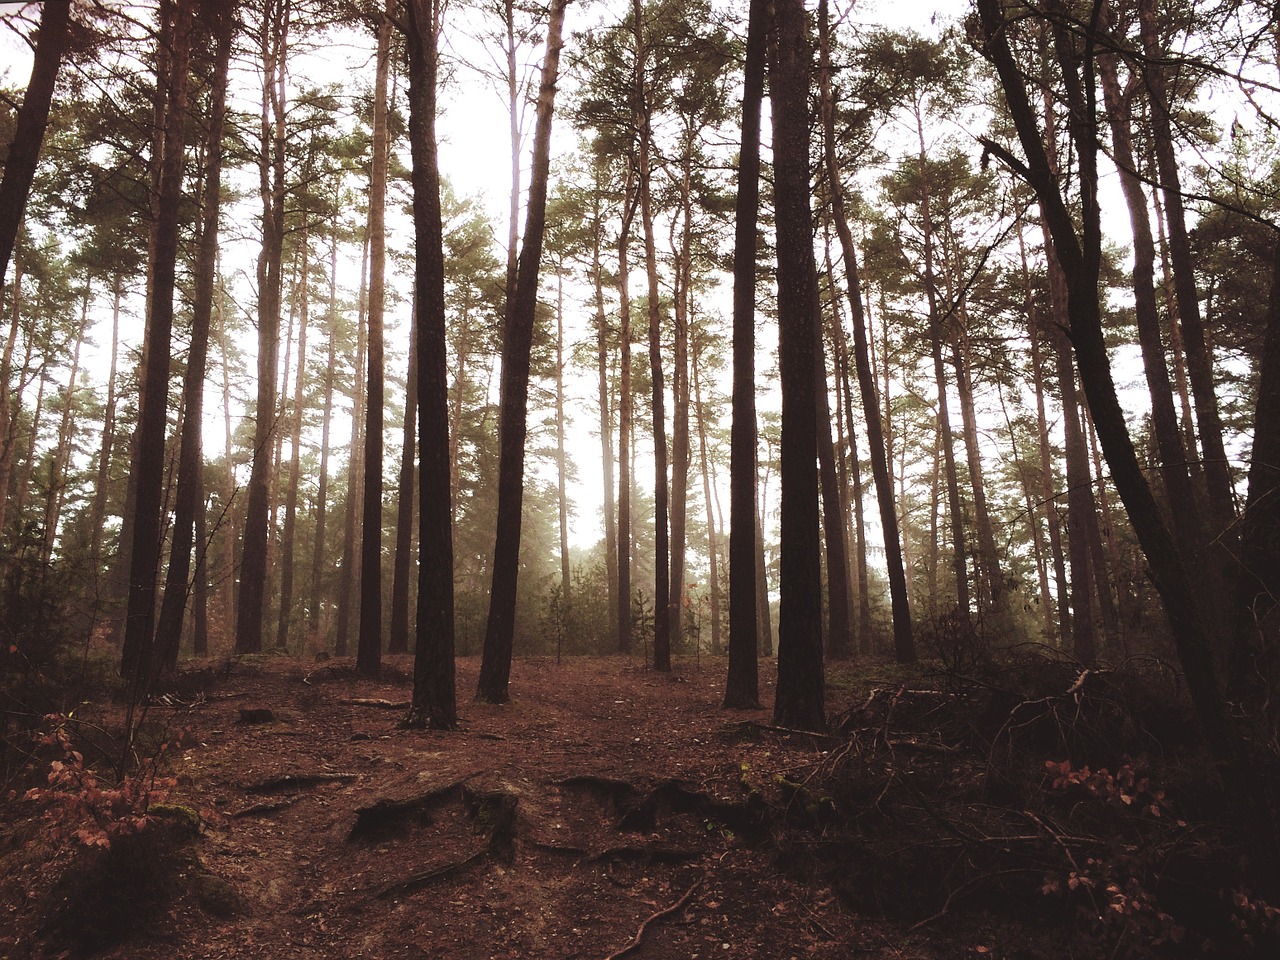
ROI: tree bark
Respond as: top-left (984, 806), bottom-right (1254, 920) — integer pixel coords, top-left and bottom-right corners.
top-left (390, 299), bottom-right (418, 656)
top-left (771, 0), bottom-right (825, 731)
top-left (357, 0), bottom-right (395, 678)
top-left (725, 0), bottom-right (767, 708)
top-left (404, 0), bottom-right (458, 730)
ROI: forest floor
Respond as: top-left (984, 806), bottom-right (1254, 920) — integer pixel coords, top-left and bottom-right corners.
top-left (1, 652), bottom-right (1266, 959)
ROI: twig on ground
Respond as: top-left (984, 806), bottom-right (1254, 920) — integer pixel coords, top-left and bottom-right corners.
top-left (603, 875), bottom-right (704, 960)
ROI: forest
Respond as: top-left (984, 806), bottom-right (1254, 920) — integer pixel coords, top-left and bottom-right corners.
top-left (2, 0), bottom-right (1279, 956)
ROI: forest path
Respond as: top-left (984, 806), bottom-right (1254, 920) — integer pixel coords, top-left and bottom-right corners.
top-left (10, 656), bottom-right (1044, 959)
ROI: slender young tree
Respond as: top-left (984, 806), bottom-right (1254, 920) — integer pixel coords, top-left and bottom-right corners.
top-left (390, 303), bottom-right (418, 656)
top-left (818, 0), bottom-right (913, 662)
top-left (476, 0), bottom-right (569, 704)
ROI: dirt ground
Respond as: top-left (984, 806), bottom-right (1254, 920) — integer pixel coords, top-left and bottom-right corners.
top-left (4, 655), bottom-right (1066, 959)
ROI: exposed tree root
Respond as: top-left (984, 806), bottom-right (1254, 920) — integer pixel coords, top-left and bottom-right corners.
top-left (230, 798), bottom-right (298, 818)
top-left (602, 875), bottom-right (703, 960)
top-left (373, 848), bottom-right (487, 900)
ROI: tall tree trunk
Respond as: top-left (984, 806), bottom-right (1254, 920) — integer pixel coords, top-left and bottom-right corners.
top-left (390, 298), bottom-right (418, 656)
top-left (275, 229), bottom-right (311, 653)
top-left (771, 0), bottom-right (825, 730)
top-left (358, 0), bottom-right (395, 679)
top-left (616, 177), bottom-right (636, 656)
top-left (1019, 226), bottom-right (1069, 644)
top-left (0, 1), bottom-right (71, 550)
top-left (590, 179), bottom-right (618, 643)
top-left (42, 288), bottom-right (88, 566)
top-left (309, 227), bottom-right (340, 634)
top-left (336, 239), bottom-right (369, 656)
top-left (404, 0), bottom-right (457, 729)
top-left (1136, 0), bottom-right (1235, 534)
top-left (692, 335), bottom-right (721, 655)
top-left (631, 0), bottom-right (671, 674)
top-left (121, 0), bottom-right (193, 684)
top-left (0, 0), bottom-right (69, 302)
top-left (476, 0), bottom-right (568, 703)
top-left (555, 268), bottom-right (571, 608)
top-left (948, 307), bottom-right (1004, 614)
top-left (668, 162), bottom-right (694, 656)
top-left (818, 0), bottom-right (913, 662)
top-left (89, 273), bottom-right (123, 564)
top-left (725, 0), bottom-right (767, 708)
top-left (813, 297), bottom-right (852, 658)
top-left (155, 0), bottom-right (233, 673)
top-left (236, 0), bottom-right (291, 654)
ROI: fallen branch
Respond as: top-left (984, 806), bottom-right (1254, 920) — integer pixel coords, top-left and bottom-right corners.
top-left (603, 875), bottom-right (703, 960)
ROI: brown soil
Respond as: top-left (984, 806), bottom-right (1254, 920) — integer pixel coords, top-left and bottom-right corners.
top-left (4, 655), bottom-right (1062, 959)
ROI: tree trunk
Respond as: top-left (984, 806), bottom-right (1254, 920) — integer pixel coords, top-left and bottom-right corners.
top-left (404, 0), bottom-right (457, 730)
top-left (555, 268), bottom-right (572, 608)
top-left (42, 288), bottom-right (88, 566)
top-left (692, 334), bottom-right (722, 655)
top-left (1137, 0), bottom-right (1236, 534)
top-left (725, 0), bottom-right (767, 708)
top-left (89, 273), bottom-right (123, 564)
top-left (357, 0), bottom-right (395, 679)
top-left (275, 227), bottom-right (311, 654)
top-left (771, 0), bottom-right (825, 731)
top-left (813, 298), bottom-right (852, 659)
top-left (476, 0), bottom-right (568, 703)
top-left (310, 227), bottom-right (340, 634)
top-left (631, 0), bottom-right (671, 674)
top-left (590, 176), bottom-right (619, 642)
top-left (337, 240), bottom-right (369, 655)
top-left (1019, 226), bottom-right (1069, 644)
top-left (0, 1), bottom-right (70, 554)
top-left (818, 0), bottom-right (913, 662)
top-left (668, 159), bottom-right (694, 656)
top-left (121, 0), bottom-right (193, 685)
top-left (0, 0), bottom-right (70, 300)
top-left (616, 175), bottom-right (636, 657)
top-left (236, 0), bottom-right (291, 654)
top-left (154, 0), bottom-right (232, 673)
top-left (390, 298), bottom-right (418, 656)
